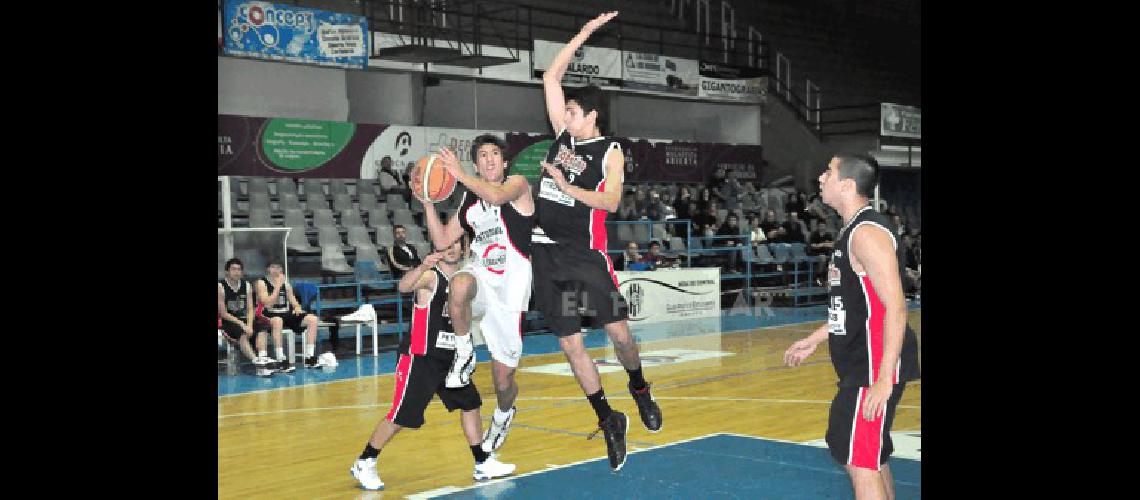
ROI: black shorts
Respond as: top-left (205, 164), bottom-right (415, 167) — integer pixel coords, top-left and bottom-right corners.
top-left (220, 318), bottom-right (270, 343)
top-left (384, 353), bottom-right (481, 429)
top-left (825, 383), bottom-right (907, 470)
top-left (531, 243), bottom-right (628, 337)
top-left (260, 309), bottom-right (312, 332)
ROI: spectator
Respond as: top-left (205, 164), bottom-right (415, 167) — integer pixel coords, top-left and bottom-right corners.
top-left (618, 241), bottom-right (648, 271)
top-left (646, 204), bottom-right (663, 222)
top-left (693, 204), bottom-right (719, 238)
top-left (902, 234), bottom-right (921, 296)
top-left (633, 189), bottom-right (649, 214)
top-left (375, 156), bottom-right (404, 187)
top-left (387, 225), bottom-right (422, 279)
top-left (674, 187), bottom-right (693, 219)
top-left (659, 192), bottom-right (677, 220)
top-left (785, 191), bottom-right (805, 216)
top-left (892, 214), bottom-right (908, 237)
top-left (760, 209), bottom-right (785, 243)
top-left (256, 262), bottom-right (323, 369)
top-left (782, 211), bottom-right (807, 244)
top-left (715, 214), bottom-right (744, 248)
top-left (644, 241), bottom-right (678, 269)
top-left (807, 225), bottom-right (835, 256)
top-left (696, 187), bottom-right (719, 214)
top-left (617, 194), bottom-right (639, 221)
top-left (748, 214), bottom-right (768, 246)
top-left (718, 175), bottom-right (743, 211)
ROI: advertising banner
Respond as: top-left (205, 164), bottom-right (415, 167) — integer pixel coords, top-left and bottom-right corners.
top-left (223, 0), bottom-right (368, 69)
top-left (533, 40), bottom-right (623, 86)
top-left (880, 103), bottom-right (921, 139)
top-left (616, 268), bottom-right (721, 324)
top-left (622, 51), bottom-right (699, 96)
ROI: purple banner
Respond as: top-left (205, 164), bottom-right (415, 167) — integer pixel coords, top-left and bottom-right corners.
top-left (506, 132), bottom-right (762, 185)
top-left (218, 114), bottom-right (386, 178)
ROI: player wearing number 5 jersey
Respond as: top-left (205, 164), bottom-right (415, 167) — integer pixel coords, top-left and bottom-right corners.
top-left (784, 155), bottom-right (919, 500)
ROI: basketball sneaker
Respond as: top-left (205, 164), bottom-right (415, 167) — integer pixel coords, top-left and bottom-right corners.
top-left (472, 454), bottom-right (516, 481)
top-left (305, 356), bottom-right (320, 369)
top-left (481, 406), bottom-right (516, 453)
top-left (341, 304), bottom-right (377, 323)
top-left (628, 382), bottom-right (663, 432)
top-left (445, 336), bottom-right (475, 388)
top-left (588, 411), bottom-right (629, 472)
top-left (350, 457), bottom-right (384, 490)
top-left (275, 358), bottom-right (295, 373)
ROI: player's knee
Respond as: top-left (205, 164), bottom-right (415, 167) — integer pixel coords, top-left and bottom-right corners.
top-left (558, 335), bottom-right (587, 357)
top-left (450, 273), bottom-right (477, 303)
top-left (271, 317), bottom-right (284, 328)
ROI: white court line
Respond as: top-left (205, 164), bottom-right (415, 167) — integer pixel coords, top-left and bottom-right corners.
top-left (218, 396), bottom-right (920, 420)
top-left (407, 432), bottom-right (729, 499)
top-left (218, 318), bottom-right (830, 400)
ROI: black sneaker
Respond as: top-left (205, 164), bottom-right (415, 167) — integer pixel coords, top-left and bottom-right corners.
top-left (588, 411), bottom-right (628, 472)
top-left (305, 356), bottom-right (320, 368)
top-left (276, 359), bottom-right (295, 373)
top-left (629, 382), bottom-right (663, 433)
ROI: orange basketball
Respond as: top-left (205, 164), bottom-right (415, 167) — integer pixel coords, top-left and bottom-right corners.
top-left (409, 154), bottom-right (457, 203)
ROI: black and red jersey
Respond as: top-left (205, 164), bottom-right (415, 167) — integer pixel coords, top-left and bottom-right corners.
top-left (398, 267), bottom-right (456, 360)
top-left (533, 128), bottom-right (622, 251)
top-left (827, 205), bottom-right (920, 388)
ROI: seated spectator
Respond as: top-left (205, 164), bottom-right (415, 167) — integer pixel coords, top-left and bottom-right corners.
top-left (375, 156), bottom-right (404, 187)
top-left (618, 241), bottom-right (650, 271)
top-left (782, 211), bottom-right (807, 244)
top-left (617, 195), bottom-right (639, 221)
top-left (807, 225), bottom-right (835, 256)
top-left (715, 214), bottom-right (744, 248)
top-left (674, 187), bottom-right (693, 219)
top-left (902, 234), bottom-right (921, 296)
top-left (892, 214), bottom-right (908, 237)
top-left (693, 204), bottom-right (719, 238)
top-left (387, 225), bottom-right (422, 279)
top-left (644, 241), bottom-right (679, 269)
top-left (760, 209), bottom-right (785, 243)
top-left (748, 214), bottom-right (768, 246)
top-left (785, 191), bottom-right (805, 217)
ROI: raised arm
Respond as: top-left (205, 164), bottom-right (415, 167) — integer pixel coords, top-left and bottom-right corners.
top-left (437, 147), bottom-right (530, 207)
top-left (413, 184), bottom-right (466, 253)
top-left (542, 11), bottom-right (618, 133)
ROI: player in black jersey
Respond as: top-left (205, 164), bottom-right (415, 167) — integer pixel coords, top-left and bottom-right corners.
top-left (783, 155), bottom-right (920, 500)
top-left (536, 11), bottom-right (662, 472)
top-left (350, 238), bottom-right (515, 490)
top-left (217, 258), bottom-right (272, 372)
top-left (256, 262), bottom-right (321, 369)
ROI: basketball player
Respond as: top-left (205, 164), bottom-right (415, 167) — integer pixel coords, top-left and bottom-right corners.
top-left (350, 239), bottom-right (515, 490)
top-left (217, 258), bottom-right (273, 372)
top-left (534, 11), bottom-right (662, 472)
top-left (415, 133), bottom-right (534, 454)
top-left (256, 262), bottom-right (321, 369)
top-left (783, 155), bottom-right (920, 500)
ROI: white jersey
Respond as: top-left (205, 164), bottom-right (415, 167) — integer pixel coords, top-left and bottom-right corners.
top-left (456, 189), bottom-right (535, 311)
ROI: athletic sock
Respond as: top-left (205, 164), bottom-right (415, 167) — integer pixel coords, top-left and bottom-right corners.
top-left (305, 344), bottom-right (316, 357)
top-left (626, 366), bottom-right (647, 391)
top-left (359, 443), bottom-right (380, 460)
top-left (275, 347), bottom-right (285, 360)
top-left (471, 444), bottom-right (489, 464)
top-left (257, 350), bottom-right (267, 359)
top-left (493, 407), bottom-right (512, 424)
top-left (587, 389), bottom-right (613, 422)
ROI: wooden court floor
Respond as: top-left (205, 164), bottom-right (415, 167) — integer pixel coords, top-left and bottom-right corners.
top-left (218, 310), bottom-right (921, 499)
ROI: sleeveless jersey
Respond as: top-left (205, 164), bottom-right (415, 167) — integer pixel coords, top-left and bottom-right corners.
top-left (534, 128), bottom-right (623, 251)
top-left (457, 187), bottom-right (535, 309)
top-left (827, 205), bottom-right (921, 388)
top-left (260, 277), bottom-right (290, 314)
top-left (219, 279), bottom-right (249, 319)
top-left (398, 267), bottom-right (456, 360)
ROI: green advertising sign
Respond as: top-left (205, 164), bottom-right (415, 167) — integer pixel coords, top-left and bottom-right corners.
top-left (511, 139), bottom-right (553, 182)
top-left (260, 118), bottom-right (355, 172)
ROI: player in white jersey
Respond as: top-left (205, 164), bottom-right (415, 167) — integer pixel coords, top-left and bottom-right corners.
top-left (414, 134), bottom-right (535, 454)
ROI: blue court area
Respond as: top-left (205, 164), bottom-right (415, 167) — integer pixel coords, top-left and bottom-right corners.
top-left (217, 302), bottom-right (920, 397)
top-left (432, 433), bottom-right (920, 499)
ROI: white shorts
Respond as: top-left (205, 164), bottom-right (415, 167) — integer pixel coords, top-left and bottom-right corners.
top-left (453, 262), bottom-right (529, 368)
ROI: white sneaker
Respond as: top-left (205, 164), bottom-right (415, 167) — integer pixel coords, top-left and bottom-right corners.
top-left (341, 304), bottom-right (377, 322)
top-left (444, 344), bottom-right (475, 388)
top-left (252, 356), bottom-right (271, 366)
top-left (481, 406), bottom-right (516, 453)
top-left (473, 454), bottom-right (515, 481)
top-left (350, 457), bottom-right (384, 490)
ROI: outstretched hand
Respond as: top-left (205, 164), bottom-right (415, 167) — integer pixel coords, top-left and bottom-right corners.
top-left (437, 146), bottom-right (464, 181)
top-left (581, 11), bottom-right (618, 35)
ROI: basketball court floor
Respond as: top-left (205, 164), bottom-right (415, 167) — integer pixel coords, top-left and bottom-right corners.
top-left (218, 306), bottom-right (921, 499)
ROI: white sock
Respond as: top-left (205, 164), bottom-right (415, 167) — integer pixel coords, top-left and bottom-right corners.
top-left (258, 350), bottom-right (267, 359)
top-left (305, 344), bottom-right (316, 357)
top-left (275, 347), bottom-right (285, 360)
top-left (494, 407), bottom-right (512, 423)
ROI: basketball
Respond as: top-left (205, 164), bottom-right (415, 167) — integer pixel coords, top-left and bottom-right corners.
top-left (409, 154), bottom-right (457, 203)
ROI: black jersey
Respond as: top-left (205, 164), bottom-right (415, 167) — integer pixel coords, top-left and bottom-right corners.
top-left (260, 277), bottom-right (290, 314)
top-left (827, 205), bottom-right (920, 388)
top-left (219, 279), bottom-right (250, 319)
top-left (398, 267), bottom-right (456, 360)
top-left (534, 128), bottom-right (623, 251)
